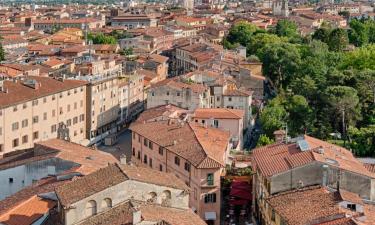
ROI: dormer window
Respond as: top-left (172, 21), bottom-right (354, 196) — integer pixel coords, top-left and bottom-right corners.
top-left (347, 203), bottom-right (356, 211)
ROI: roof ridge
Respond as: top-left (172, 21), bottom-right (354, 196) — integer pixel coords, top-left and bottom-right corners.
top-left (188, 123), bottom-right (210, 165)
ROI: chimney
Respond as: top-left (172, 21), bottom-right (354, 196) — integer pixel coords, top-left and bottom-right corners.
top-left (322, 165), bottom-right (329, 187)
top-left (132, 207), bottom-right (142, 224)
top-left (120, 154), bottom-right (127, 165)
top-left (274, 130), bottom-right (286, 143)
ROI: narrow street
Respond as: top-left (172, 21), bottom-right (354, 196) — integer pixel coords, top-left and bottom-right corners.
top-left (97, 129), bottom-right (133, 162)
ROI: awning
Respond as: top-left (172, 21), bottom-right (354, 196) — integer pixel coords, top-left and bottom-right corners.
top-left (230, 189), bottom-right (252, 200)
top-left (205, 212), bottom-right (217, 220)
top-left (229, 199), bottom-right (249, 205)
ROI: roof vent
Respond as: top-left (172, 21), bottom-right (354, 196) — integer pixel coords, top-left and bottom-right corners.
top-left (317, 147), bottom-right (325, 154)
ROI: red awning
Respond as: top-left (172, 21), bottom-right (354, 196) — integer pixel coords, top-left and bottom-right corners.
top-left (229, 188), bottom-right (252, 200)
top-left (229, 199), bottom-right (249, 205)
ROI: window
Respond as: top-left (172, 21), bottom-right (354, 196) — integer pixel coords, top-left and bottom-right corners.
top-left (202, 120), bottom-right (205, 124)
top-left (67, 104), bottom-right (71, 112)
top-left (43, 97), bottom-right (47, 103)
top-left (73, 117), bottom-right (78, 124)
top-left (32, 100), bottom-right (38, 106)
top-left (33, 116), bottom-right (39, 124)
top-left (137, 151), bottom-right (141, 160)
top-left (144, 155), bottom-right (148, 164)
top-left (12, 122), bottom-right (19, 131)
top-left (144, 138), bottom-right (148, 146)
top-left (9, 178), bottom-right (13, 183)
top-left (59, 107), bottom-right (63, 115)
top-left (176, 91), bottom-right (180, 96)
top-left (85, 200), bottom-right (97, 217)
top-left (74, 102), bottom-right (77, 109)
top-left (347, 204), bottom-right (356, 211)
top-left (43, 112), bottom-right (47, 120)
top-left (166, 91), bottom-right (169, 96)
top-left (159, 147), bottom-right (163, 155)
top-left (149, 141), bottom-right (153, 150)
top-left (13, 106), bottom-right (17, 112)
top-left (52, 95), bottom-right (56, 101)
top-left (159, 164), bottom-right (163, 171)
top-left (0, 127), bottom-right (2, 135)
top-left (149, 158), bottom-right (153, 167)
top-left (66, 119), bottom-right (72, 127)
top-left (214, 120), bottom-right (219, 128)
top-left (101, 198), bottom-right (112, 210)
top-left (138, 135), bottom-right (141, 143)
top-left (132, 148), bottom-right (135, 156)
top-left (22, 135), bottom-right (28, 144)
top-left (33, 131), bottom-right (39, 140)
top-left (52, 110), bottom-right (56, 117)
top-left (23, 103), bottom-right (27, 109)
top-left (228, 97), bottom-right (232, 102)
top-left (175, 156), bottom-right (180, 166)
top-left (22, 119), bottom-right (28, 128)
top-left (184, 162), bottom-right (190, 172)
top-left (13, 138), bottom-right (19, 147)
top-left (133, 133), bottom-right (136, 139)
top-left (80, 114), bottom-right (85, 122)
top-left (207, 173), bottom-right (214, 186)
top-left (0, 144), bottom-right (3, 152)
top-left (204, 193), bottom-right (216, 203)
top-left (51, 125), bottom-right (57, 133)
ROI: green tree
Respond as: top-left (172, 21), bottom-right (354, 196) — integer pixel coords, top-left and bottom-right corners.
top-left (275, 19), bottom-right (299, 38)
top-left (260, 99), bottom-right (287, 137)
top-left (224, 22), bottom-right (260, 50)
top-left (325, 86), bottom-right (360, 137)
top-left (259, 43), bottom-right (301, 89)
top-left (328, 28), bottom-right (349, 51)
top-left (286, 95), bottom-right (314, 136)
top-left (120, 47), bottom-right (133, 56)
top-left (256, 134), bottom-right (275, 147)
top-left (312, 27), bottom-right (331, 43)
top-left (341, 44), bottom-right (375, 70)
top-left (88, 32), bottom-right (117, 45)
top-left (348, 125), bottom-right (375, 156)
top-left (248, 33), bottom-right (287, 56)
top-left (0, 36), bottom-right (4, 61)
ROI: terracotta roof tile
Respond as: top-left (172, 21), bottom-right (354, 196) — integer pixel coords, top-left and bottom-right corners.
top-left (55, 164), bottom-right (128, 208)
top-left (0, 196), bottom-right (56, 225)
top-left (0, 77), bottom-right (87, 109)
top-left (193, 108), bottom-right (244, 119)
top-left (120, 164), bottom-right (189, 190)
top-left (130, 121), bottom-right (229, 168)
top-left (139, 204), bottom-right (207, 225)
top-left (266, 186), bottom-right (343, 225)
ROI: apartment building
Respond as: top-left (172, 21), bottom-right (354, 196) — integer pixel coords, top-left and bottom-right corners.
top-left (0, 77), bottom-right (87, 155)
top-left (251, 135), bottom-right (375, 225)
top-left (192, 108), bottom-right (244, 150)
top-left (175, 42), bottom-right (223, 75)
top-left (130, 120), bottom-right (231, 225)
top-left (111, 14), bottom-right (158, 29)
top-left (33, 18), bottom-right (105, 31)
top-left (75, 57), bottom-right (123, 145)
top-left (147, 77), bottom-right (210, 110)
top-left (118, 72), bottom-right (145, 126)
top-left (187, 71), bottom-right (253, 127)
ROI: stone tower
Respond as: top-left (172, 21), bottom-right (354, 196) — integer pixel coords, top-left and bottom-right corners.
top-left (272, 0), bottom-right (289, 17)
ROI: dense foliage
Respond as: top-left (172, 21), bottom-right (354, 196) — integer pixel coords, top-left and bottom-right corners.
top-left (224, 19), bottom-right (375, 156)
top-left (87, 32), bottom-right (117, 45)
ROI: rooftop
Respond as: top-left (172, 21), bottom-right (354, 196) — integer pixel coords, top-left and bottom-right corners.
top-left (0, 77), bottom-right (87, 109)
top-left (193, 108), bottom-right (244, 119)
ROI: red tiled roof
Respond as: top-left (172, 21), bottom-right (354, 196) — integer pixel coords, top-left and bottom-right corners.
top-left (0, 77), bottom-right (87, 109)
top-left (0, 196), bottom-right (56, 225)
top-left (193, 108), bottom-right (244, 119)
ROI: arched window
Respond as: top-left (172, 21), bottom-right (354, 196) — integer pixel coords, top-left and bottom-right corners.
top-left (85, 200), bottom-right (97, 217)
top-left (146, 192), bottom-right (157, 203)
top-left (101, 198), bottom-right (112, 210)
top-left (161, 190), bottom-right (171, 207)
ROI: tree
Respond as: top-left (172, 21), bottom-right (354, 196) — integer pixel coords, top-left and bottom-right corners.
top-left (312, 27), bottom-right (331, 43)
top-left (275, 19), bottom-right (299, 38)
top-left (325, 86), bottom-right (360, 139)
top-left (348, 125), bottom-right (375, 156)
top-left (259, 43), bottom-right (301, 89)
top-left (248, 33), bottom-right (287, 56)
top-left (340, 44), bottom-right (375, 70)
top-left (328, 28), bottom-right (349, 51)
top-left (87, 33), bottom-right (117, 45)
top-left (120, 47), bottom-right (133, 56)
top-left (224, 22), bottom-right (260, 50)
top-left (348, 19), bottom-right (369, 47)
top-left (260, 99), bottom-right (287, 137)
top-left (286, 95), bottom-right (314, 136)
top-left (256, 134), bottom-right (275, 147)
